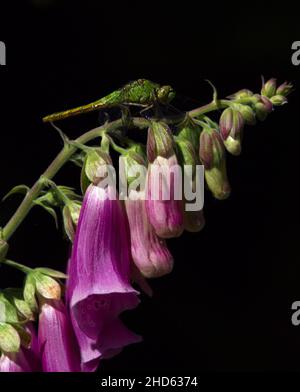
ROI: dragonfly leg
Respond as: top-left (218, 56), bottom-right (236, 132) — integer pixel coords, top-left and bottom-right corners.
top-left (120, 105), bottom-right (132, 127)
top-left (125, 103), bottom-right (148, 108)
top-left (140, 104), bottom-right (154, 115)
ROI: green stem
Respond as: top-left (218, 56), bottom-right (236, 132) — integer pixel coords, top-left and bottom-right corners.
top-left (188, 99), bottom-right (230, 117)
top-left (1, 103), bottom-right (227, 241)
top-left (1, 259), bottom-right (32, 274)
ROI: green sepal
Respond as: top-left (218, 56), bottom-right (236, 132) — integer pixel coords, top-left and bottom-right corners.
top-left (81, 157), bottom-right (91, 194)
top-left (84, 148), bottom-right (112, 184)
top-left (23, 275), bottom-right (38, 313)
top-left (2, 289), bottom-right (35, 321)
top-left (34, 271), bottom-right (61, 300)
top-left (0, 293), bottom-right (19, 323)
top-left (2, 185), bottom-right (29, 202)
top-left (12, 324), bottom-right (31, 349)
top-left (57, 186), bottom-right (81, 201)
top-left (0, 322), bottom-right (21, 353)
top-left (35, 267), bottom-right (67, 279)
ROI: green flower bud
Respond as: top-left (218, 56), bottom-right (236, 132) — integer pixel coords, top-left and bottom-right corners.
top-left (204, 160), bottom-right (231, 200)
top-left (228, 89), bottom-right (253, 100)
top-left (233, 103), bottom-right (256, 125)
top-left (254, 95), bottom-right (273, 121)
top-left (147, 121), bottom-right (175, 162)
top-left (63, 201), bottom-right (82, 241)
top-left (176, 116), bottom-right (201, 151)
top-left (270, 95), bottom-right (288, 106)
top-left (219, 108), bottom-right (244, 156)
top-left (276, 81), bottom-right (293, 97)
top-left (199, 127), bottom-right (231, 200)
top-left (261, 78), bottom-right (277, 98)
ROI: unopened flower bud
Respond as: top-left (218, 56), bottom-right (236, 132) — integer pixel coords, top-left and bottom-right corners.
top-left (276, 81), bottom-right (293, 97)
top-left (228, 89), bottom-right (253, 100)
top-left (261, 78), bottom-right (277, 98)
top-left (176, 117), bottom-right (201, 150)
top-left (219, 108), bottom-right (244, 156)
top-left (147, 121), bottom-right (174, 162)
top-left (233, 103), bottom-right (256, 125)
top-left (199, 128), bottom-right (224, 170)
top-left (199, 128), bottom-right (231, 200)
top-left (254, 95), bottom-right (273, 121)
top-left (63, 201), bottom-right (81, 242)
top-left (270, 95), bottom-right (288, 106)
top-left (176, 138), bottom-right (198, 181)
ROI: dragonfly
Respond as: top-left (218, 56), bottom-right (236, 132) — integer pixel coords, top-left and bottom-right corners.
top-left (42, 79), bottom-right (176, 123)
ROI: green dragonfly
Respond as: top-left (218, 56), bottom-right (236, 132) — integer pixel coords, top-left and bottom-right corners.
top-left (42, 79), bottom-right (176, 122)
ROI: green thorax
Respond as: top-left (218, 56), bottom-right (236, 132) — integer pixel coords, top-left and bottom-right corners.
top-left (102, 79), bottom-right (160, 106)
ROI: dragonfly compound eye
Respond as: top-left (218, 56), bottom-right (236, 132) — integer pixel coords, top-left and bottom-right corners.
top-left (157, 85), bottom-right (176, 104)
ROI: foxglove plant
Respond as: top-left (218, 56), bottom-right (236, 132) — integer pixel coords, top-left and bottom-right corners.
top-left (0, 77), bottom-right (293, 372)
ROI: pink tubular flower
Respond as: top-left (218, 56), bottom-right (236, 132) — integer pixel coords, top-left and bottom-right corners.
top-left (67, 183), bottom-right (141, 372)
top-left (145, 155), bottom-right (184, 238)
top-left (125, 190), bottom-right (173, 278)
top-left (38, 299), bottom-right (81, 372)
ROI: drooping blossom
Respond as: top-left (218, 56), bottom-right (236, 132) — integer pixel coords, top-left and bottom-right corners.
top-left (125, 189), bottom-right (173, 278)
top-left (145, 122), bottom-right (184, 238)
top-left (67, 183), bottom-right (141, 372)
top-left (38, 299), bottom-right (81, 372)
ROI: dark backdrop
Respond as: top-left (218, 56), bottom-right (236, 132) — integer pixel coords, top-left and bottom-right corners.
top-left (0, 1), bottom-right (300, 373)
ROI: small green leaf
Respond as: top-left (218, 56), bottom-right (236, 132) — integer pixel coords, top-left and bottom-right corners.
top-left (0, 322), bottom-right (21, 353)
top-left (35, 267), bottom-right (67, 279)
top-left (2, 185), bottom-right (29, 202)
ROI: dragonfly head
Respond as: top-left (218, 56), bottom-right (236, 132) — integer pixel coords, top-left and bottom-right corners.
top-left (157, 85), bottom-right (176, 104)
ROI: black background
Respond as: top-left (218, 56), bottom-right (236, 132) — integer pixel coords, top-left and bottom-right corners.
top-left (0, 0), bottom-right (300, 374)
